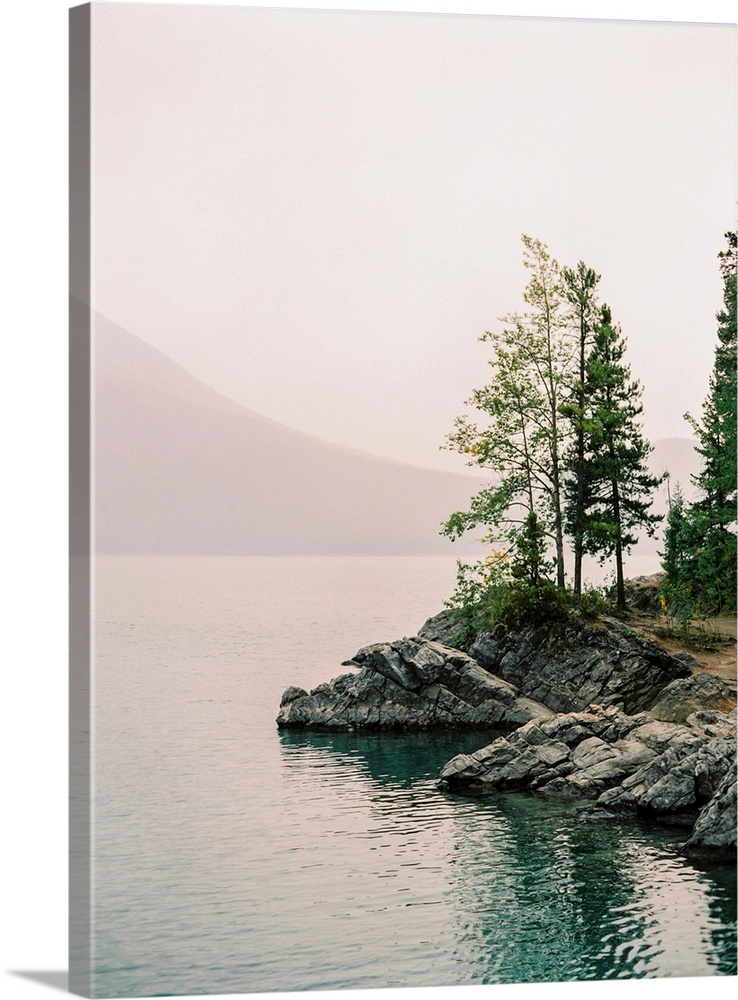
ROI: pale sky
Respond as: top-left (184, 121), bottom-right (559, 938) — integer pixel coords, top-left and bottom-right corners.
top-left (90, 1), bottom-right (736, 472)
top-left (1, 3), bottom-right (737, 997)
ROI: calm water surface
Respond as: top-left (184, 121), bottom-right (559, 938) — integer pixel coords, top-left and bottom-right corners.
top-left (91, 556), bottom-right (736, 997)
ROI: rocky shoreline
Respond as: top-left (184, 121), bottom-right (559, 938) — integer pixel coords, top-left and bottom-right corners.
top-left (277, 605), bottom-right (736, 857)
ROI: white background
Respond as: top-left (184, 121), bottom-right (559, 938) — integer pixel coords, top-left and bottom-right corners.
top-left (1, 3), bottom-right (735, 1000)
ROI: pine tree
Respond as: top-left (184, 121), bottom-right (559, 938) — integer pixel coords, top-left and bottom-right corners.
top-left (510, 510), bottom-right (552, 587)
top-left (683, 230), bottom-right (737, 613)
top-left (579, 306), bottom-right (663, 609)
top-left (659, 480), bottom-right (699, 614)
top-left (561, 261), bottom-right (601, 596)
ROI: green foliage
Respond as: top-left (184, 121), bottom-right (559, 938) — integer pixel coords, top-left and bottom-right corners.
top-left (661, 231), bottom-right (737, 616)
top-left (510, 510), bottom-right (552, 587)
top-left (576, 584), bottom-right (617, 619)
top-left (444, 556), bottom-right (615, 644)
top-left (569, 305), bottom-right (663, 608)
top-left (441, 235), bottom-right (569, 586)
top-left (443, 555), bottom-right (512, 646)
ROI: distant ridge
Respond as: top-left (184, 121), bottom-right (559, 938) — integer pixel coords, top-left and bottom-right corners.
top-left (91, 309), bottom-right (491, 555)
top-left (87, 306), bottom-right (702, 558)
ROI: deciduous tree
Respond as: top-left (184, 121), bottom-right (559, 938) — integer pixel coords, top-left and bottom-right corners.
top-left (442, 236), bottom-right (570, 586)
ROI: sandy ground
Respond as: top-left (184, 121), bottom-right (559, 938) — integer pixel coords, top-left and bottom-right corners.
top-left (628, 612), bottom-right (737, 687)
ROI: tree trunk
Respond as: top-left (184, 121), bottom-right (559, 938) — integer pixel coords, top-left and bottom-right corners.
top-left (551, 416), bottom-right (566, 589)
top-left (573, 311), bottom-right (586, 596)
top-left (612, 477), bottom-right (626, 610)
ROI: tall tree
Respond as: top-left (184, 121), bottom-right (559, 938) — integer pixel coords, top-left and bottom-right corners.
top-left (442, 236), bottom-right (570, 586)
top-left (578, 306), bottom-right (663, 609)
top-left (514, 235), bottom-right (570, 587)
top-left (562, 260), bottom-right (601, 596)
top-left (659, 480), bottom-right (699, 613)
top-left (682, 230), bottom-right (737, 613)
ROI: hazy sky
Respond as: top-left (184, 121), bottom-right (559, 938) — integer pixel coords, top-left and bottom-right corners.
top-left (91, 2), bottom-right (736, 472)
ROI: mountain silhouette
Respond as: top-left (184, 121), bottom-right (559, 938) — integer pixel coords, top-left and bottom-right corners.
top-left (92, 310), bottom-right (490, 555)
top-left (89, 308), bottom-right (701, 558)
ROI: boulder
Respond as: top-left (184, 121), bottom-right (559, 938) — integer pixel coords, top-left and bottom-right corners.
top-left (649, 672), bottom-right (736, 723)
top-left (276, 636), bottom-right (554, 731)
top-left (438, 705), bottom-right (736, 855)
top-left (622, 573), bottom-right (666, 612)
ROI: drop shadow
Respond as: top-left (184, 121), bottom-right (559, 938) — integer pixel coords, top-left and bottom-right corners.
top-left (10, 971), bottom-right (69, 993)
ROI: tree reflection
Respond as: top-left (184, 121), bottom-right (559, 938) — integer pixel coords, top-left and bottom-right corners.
top-left (278, 728), bottom-right (737, 983)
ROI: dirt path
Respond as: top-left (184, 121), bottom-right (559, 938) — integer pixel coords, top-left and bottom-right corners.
top-left (626, 612), bottom-right (737, 687)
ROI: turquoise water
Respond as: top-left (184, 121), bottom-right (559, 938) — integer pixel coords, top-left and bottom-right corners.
top-left (91, 556), bottom-right (736, 997)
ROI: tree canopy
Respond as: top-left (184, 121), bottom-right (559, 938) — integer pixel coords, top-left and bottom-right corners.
top-left (443, 235), bottom-right (662, 607)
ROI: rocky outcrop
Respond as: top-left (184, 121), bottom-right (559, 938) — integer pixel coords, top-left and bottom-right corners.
top-left (278, 604), bottom-right (735, 854)
top-left (683, 767), bottom-right (737, 855)
top-left (649, 673), bottom-right (736, 723)
top-left (622, 573), bottom-right (665, 613)
top-left (466, 615), bottom-right (690, 715)
top-left (438, 704), bottom-right (736, 855)
top-left (277, 637), bottom-right (554, 731)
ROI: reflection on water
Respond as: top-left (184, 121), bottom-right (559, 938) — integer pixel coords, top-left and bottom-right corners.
top-left (278, 728), bottom-right (737, 985)
top-left (91, 556), bottom-right (736, 997)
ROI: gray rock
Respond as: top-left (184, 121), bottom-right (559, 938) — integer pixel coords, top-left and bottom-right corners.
top-left (622, 573), bottom-right (666, 612)
top-left (469, 614), bottom-right (690, 715)
top-left (683, 769), bottom-right (737, 854)
top-left (649, 672), bottom-right (736, 724)
top-left (417, 610), bottom-right (461, 646)
top-left (437, 705), bottom-right (736, 855)
top-left (686, 709), bottom-right (736, 739)
top-left (439, 707), bottom-right (656, 799)
top-left (277, 636), bottom-right (554, 731)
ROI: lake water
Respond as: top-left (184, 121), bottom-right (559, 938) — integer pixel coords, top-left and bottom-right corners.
top-left (90, 556), bottom-right (736, 998)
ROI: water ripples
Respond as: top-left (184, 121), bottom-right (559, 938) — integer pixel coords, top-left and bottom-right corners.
top-left (90, 557), bottom-right (736, 996)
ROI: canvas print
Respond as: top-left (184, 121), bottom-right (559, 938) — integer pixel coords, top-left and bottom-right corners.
top-left (69, 3), bottom-right (737, 997)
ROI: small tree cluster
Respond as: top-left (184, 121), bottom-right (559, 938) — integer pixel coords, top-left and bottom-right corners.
top-left (442, 234), bottom-right (662, 612)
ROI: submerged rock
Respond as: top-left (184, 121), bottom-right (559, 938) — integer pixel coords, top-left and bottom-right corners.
top-left (276, 636), bottom-right (553, 731)
top-left (438, 704), bottom-right (736, 856)
top-left (277, 602), bottom-right (735, 855)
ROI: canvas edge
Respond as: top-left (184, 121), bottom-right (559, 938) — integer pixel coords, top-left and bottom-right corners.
top-left (69, 3), bottom-right (92, 997)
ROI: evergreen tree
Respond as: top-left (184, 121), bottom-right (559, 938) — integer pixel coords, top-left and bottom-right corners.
top-left (578, 306), bottom-right (663, 610)
top-left (682, 230), bottom-right (737, 614)
top-left (510, 510), bottom-right (552, 587)
top-left (659, 480), bottom-right (699, 614)
top-left (561, 260), bottom-right (601, 596)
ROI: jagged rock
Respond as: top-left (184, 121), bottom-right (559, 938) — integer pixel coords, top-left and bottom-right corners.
top-left (685, 708), bottom-right (736, 739)
top-left (683, 769), bottom-right (737, 854)
top-left (598, 734), bottom-right (733, 820)
top-left (438, 705), bottom-right (736, 855)
top-left (277, 597), bottom-right (735, 852)
top-left (439, 706), bottom-right (658, 798)
top-left (469, 615), bottom-right (690, 715)
top-left (276, 636), bottom-right (554, 731)
top-left (417, 610), bottom-right (461, 646)
top-left (622, 573), bottom-right (666, 612)
top-left (649, 672), bottom-right (736, 723)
